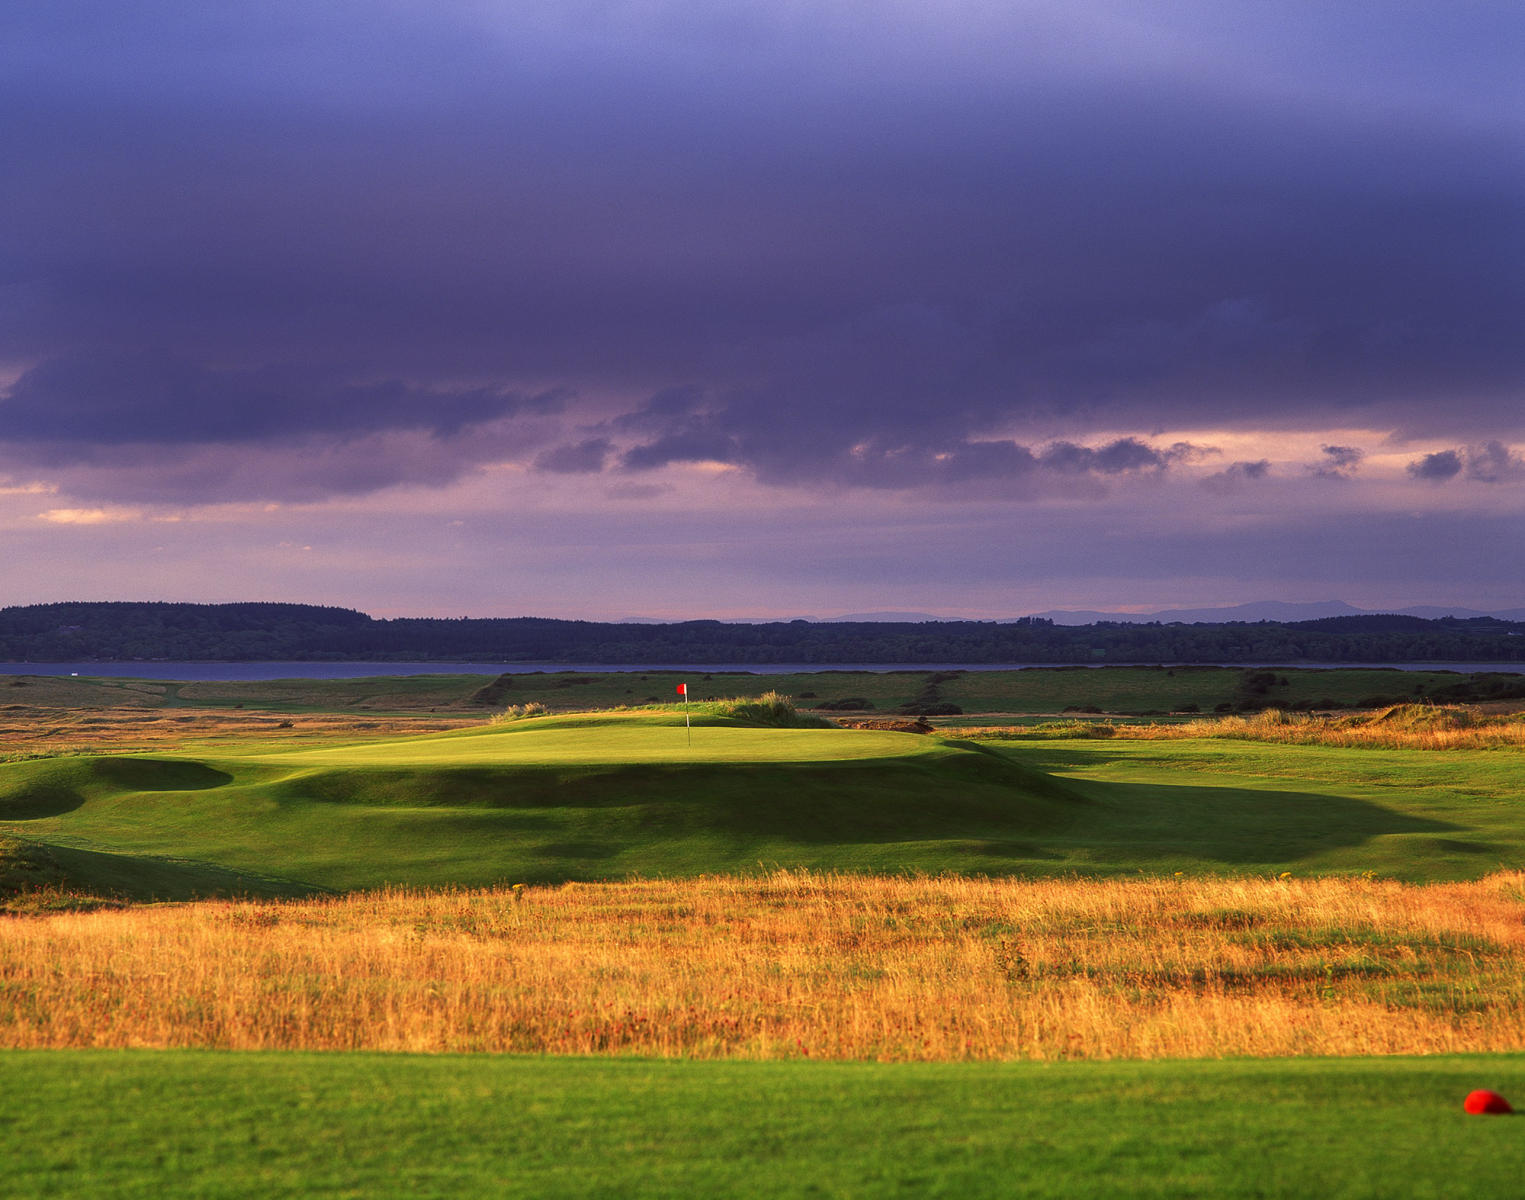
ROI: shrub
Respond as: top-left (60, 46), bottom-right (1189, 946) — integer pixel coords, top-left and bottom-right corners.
top-left (895, 702), bottom-right (963, 716)
top-left (489, 702), bottom-right (549, 723)
top-left (1368, 703), bottom-right (1484, 731)
top-left (1026, 720), bottom-right (1117, 738)
top-left (717, 691), bottom-right (803, 726)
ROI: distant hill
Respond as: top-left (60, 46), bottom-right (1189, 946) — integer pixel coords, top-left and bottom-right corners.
top-left (1028, 601), bottom-right (1525, 625)
top-left (827, 611), bottom-right (946, 623)
top-left (623, 602), bottom-right (1525, 625)
top-left (1, 601), bottom-right (1522, 666)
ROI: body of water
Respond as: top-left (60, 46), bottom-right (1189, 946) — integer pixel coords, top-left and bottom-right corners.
top-left (1, 660), bottom-right (1521, 682)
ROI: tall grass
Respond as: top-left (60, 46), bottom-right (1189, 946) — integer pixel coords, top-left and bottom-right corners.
top-left (713, 690), bottom-right (823, 726)
top-left (5, 872), bottom-right (1525, 1060)
top-left (488, 702), bottom-right (549, 722)
top-left (966, 704), bottom-right (1525, 749)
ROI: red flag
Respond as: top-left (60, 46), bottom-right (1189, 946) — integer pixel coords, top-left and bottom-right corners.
top-left (676, 683), bottom-right (688, 696)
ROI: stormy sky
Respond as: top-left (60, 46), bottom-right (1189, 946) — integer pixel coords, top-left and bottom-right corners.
top-left (2, 1), bottom-right (1521, 618)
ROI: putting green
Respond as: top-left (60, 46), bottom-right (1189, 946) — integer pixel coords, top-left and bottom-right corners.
top-left (255, 713), bottom-right (932, 767)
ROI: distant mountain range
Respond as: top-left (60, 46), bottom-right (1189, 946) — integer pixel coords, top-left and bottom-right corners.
top-left (626, 602), bottom-right (1525, 625)
top-left (1024, 601), bottom-right (1525, 625)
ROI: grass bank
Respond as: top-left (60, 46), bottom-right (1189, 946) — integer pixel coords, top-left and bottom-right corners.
top-left (2, 709), bottom-right (1522, 892)
top-left (0, 714), bottom-right (1080, 894)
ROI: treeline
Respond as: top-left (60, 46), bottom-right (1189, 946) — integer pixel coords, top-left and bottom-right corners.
top-left (0, 602), bottom-right (1522, 665)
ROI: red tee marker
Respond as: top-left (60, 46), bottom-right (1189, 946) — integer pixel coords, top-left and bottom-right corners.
top-left (1464, 1090), bottom-right (1513, 1115)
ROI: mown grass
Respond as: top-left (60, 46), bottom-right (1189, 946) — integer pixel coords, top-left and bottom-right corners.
top-left (3, 1052), bottom-right (1524, 1199)
top-left (5, 872), bottom-right (1525, 1059)
top-left (0, 714), bottom-right (1083, 893)
top-left (1, 708), bottom-right (1521, 894)
top-left (1000, 734), bottom-right (1525, 881)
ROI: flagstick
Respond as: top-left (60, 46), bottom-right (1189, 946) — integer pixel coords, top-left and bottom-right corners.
top-left (684, 684), bottom-right (691, 747)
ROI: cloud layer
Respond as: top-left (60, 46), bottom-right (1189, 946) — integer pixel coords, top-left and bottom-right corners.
top-left (1, 2), bottom-right (1520, 612)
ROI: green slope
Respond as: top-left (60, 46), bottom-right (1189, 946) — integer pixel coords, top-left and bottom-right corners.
top-left (0, 834), bottom-right (313, 908)
top-left (0, 714), bottom-right (1083, 894)
top-left (3, 715), bottom-right (1520, 896)
top-left (1011, 737), bottom-right (1525, 879)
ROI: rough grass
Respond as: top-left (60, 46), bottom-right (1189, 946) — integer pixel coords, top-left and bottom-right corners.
top-left (0, 704), bottom-right (477, 759)
top-left (5, 871), bottom-right (1525, 1059)
top-left (966, 704), bottom-right (1525, 749)
top-left (14, 664), bottom-right (1523, 724)
top-left (489, 701), bottom-right (550, 721)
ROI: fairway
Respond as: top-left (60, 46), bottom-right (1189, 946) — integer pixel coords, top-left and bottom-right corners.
top-left (4, 1052), bottom-right (1524, 1199)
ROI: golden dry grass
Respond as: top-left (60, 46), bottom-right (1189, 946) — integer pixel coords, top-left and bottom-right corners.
top-left (4, 872), bottom-right (1525, 1060)
top-left (1154, 705), bottom-right (1525, 749)
top-left (965, 705), bottom-right (1525, 749)
top-left (0, 705), bottom-right (477, 758)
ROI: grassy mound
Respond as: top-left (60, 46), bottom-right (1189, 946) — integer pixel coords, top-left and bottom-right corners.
top-left (0, 713), bottom-right (1084, 894)
top-left (5, 710), bottom-right (1517, 894)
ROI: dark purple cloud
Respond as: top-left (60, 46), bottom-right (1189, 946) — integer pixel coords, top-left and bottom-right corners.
top-left (1464, 441), bottom-right (1525, 483)
top-left (2, 1), bottom-right (1520, 493)
top-left (608, 393), bottom-right (1198, 492)
top-left (1201, 459), bottom-right (1272, 494)
top-left (0, 349), bottom-right (566, 501)
top-left (1, 2), bottom-right (1522, 615)
top-left (1410, 442), bottom-right (1525, 484)
top-left (1310, 445), bottom-right (1365, 480)
top-left (533, 438), bottom-right (614, 475)
top-left (1038, 439), bottom-right (1190, 475)
top-left (2, 350), bottom-right (562, 445)
top-left (1408, 449), bottom-right (1464, 481)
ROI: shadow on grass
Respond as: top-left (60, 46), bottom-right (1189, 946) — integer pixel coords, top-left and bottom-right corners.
top-left (87, 759), bottom-right (234, 792)
top-left (270, 748), bottom-right (1087, 847)
top-left (0, 757), bottom-right (235, 820)
top-left (1, 835), bottom-right (321, 905)
top-left (1008, 745), bottom-right (1460, 867)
